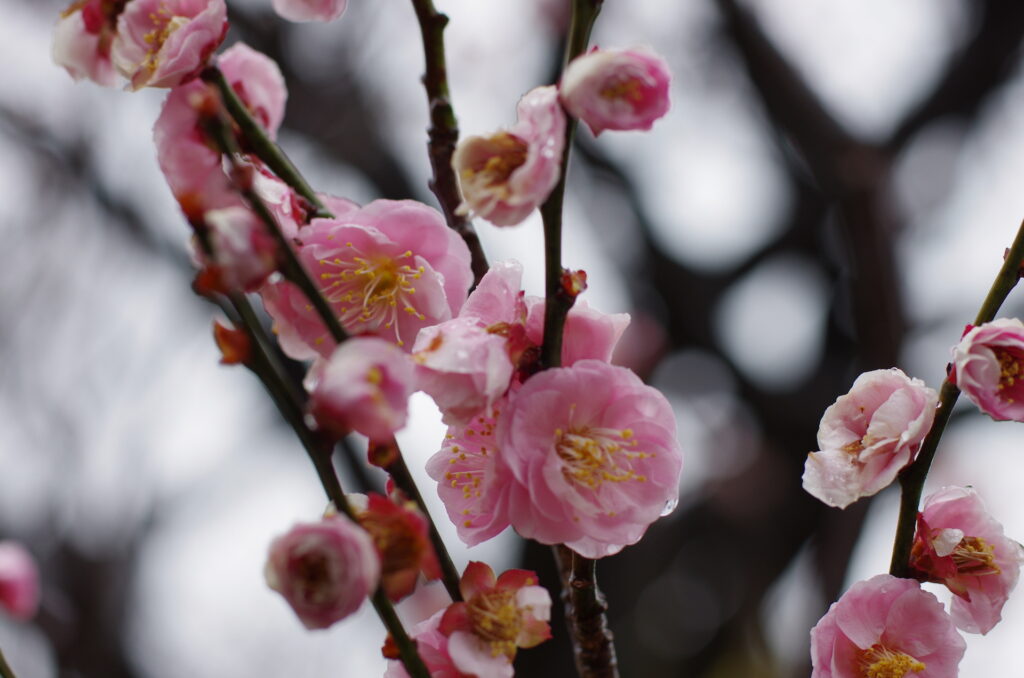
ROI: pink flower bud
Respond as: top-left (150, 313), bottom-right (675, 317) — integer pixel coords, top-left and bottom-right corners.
top-left (559, 47), bottom-right (671, 136)
top-left (498, 360), bottom-right (683, 559)
top-left (264, 515), bottom-right (380, 630)
top-left (307, 337), bottom-right (416, 442)
top-left (272, 0), bottom-right (348, 23)
top-left (802, 368), bottom-right (937, 509)
top-left (951, 317), bottom-right (1024, 421)
top-left (909, 486), bottom-right (1024, 635)
top-left (112, 0), bottom-right (228, 90)
top-left (810, 574), bottom-right (964, 678)
top-left (199, 206), bottom-right (279, 291)
top-left (453, 86), bottom-right (566, 227)
top-left (0, 541), bottom-right (40, 621)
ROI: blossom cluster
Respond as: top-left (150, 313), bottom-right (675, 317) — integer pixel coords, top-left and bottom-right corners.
top-left (52, 3), bottom-right (682, 674)
top-left (804, 318), bottom-right (1024, 675)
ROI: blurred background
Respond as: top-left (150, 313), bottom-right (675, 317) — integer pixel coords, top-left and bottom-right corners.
top-left (3, 0), bottom-right (1024, 676)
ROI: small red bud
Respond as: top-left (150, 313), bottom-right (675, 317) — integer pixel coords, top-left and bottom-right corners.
top-left (213, 319), bottom-right (251, 365)
top-left (561, 268), bottom-right (588, 297)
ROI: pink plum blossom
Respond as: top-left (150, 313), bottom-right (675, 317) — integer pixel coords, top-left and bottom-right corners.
top-left (413, 260), bottom-right (629, 427)
top-left (0, 542), bottom-right (40, 621)
top-left (214, 42), bottom-right (288, 139)
top-left (453, 86), bottom-right (566, 226)
top-left (52, 1), bottom-right (122, 86)
top-left (307, 337), bottom-right (416, 442)
top-left (436, 562), bottom-right (551, 678)
top-left (197, 205), bottom-right (279, 291)
top-left (426, 399), bottom-right (513, 547)
top-left (951, 317), bottom-right (1024, 422)
top-left (559, 47), bottom-right (672, 136)
top-left (810, 574), bottom-right (964, 678)
top-left (261, 200), bottom-right (473, 359)
top-left (802, 368), bottom-right (937, 509)
top-left (413, 317), bottom-right (515, 427)
top-left (412, 261), bottom-right (527, 426)
top-left (272, 0), bottom-right (348, 23)
top-left (112, 0), bottom-right (227, 90)
top-left (909, 486), bottom-right (1023, 635)
top-left (264, 515), bottom-right (380, 630)
top-left (497, 360), bottom-right (683, 558)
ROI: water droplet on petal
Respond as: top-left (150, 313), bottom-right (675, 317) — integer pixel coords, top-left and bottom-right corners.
top-left (661, 496), bottom-right (678, 517)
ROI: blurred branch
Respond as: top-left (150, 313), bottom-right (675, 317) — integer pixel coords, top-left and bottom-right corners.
top-left (889, 0), bottom-right (1024, 150)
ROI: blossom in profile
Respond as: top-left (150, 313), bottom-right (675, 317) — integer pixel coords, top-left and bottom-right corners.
top-left (261, 200), bottom-right (473, 359)
top-left (453, 86), bottom-right (566, 226)
top-left (348, 493), bottom-right (441, 602)
top-left (802, 368), bottom-right (937, 509)
top-left (0, 542), bottom-right (39, 621)
top-left (951, 317), bottom-right (1024, 422)
top-left (412, 260), bottom-right (526, 427)
top-left (272, 0), bottom-right (348, 23)
top-left (810, 574), bottom-right (964, 678)
top-left (112, 0), bottom-right (228, 90)
top-left (214, 42), bottom-right (288, 139)
top-left (264, 515), bottom-right (380, 630)
top-left (438, 562), bottom-right (551, 677)
top-left (52, 0), bottom-right (123, 86)
top-left (426, 400), bottom-right (513, 547)
top-left (909, 486), bottom-right (1023, 635)
top-left (307, 337), bottom-right (416, 442)
top-left (498, 360), bottom-right (683, 558)
top-left (523, 296), bottom-right (630, 368)
top-left (560, 47), bottom-right (671, 136)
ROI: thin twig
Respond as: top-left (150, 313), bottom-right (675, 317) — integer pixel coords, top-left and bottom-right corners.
top-left (0, 646), bottom-right (16, 678)
top-left (409, 0), bottom-right (490, 285)
top-left (537, 1), bottom-right (617, 677)
top-left (201, 67), bottom-right (332, 219)
top-left (889, 217), bottom-right (1024, 576)
top-left (222, 293), bottom-right (431, 678)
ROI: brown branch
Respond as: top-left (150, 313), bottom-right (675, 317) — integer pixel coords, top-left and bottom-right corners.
top-left (409, 0), bottom-right (490, 285)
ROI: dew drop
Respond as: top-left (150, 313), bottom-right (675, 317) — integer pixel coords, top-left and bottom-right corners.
top-left (661, 496), bottom-right (679, 517)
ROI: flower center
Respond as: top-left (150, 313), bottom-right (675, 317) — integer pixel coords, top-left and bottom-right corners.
top-left (460, 133), bottom-right (528, 198)
top-left (555, 426), bottom-right (650, 492)
top-left (318, 244), bottom-right (425, 345)
top-left (858, 644), bottom-right (925, 678)
top-left (468, 589), bottom-right (521, 658)
top-left (359, 512), bottom-right (423, 577)
top-left (142, 6), bottom-right (188, 73)
top-left (600, 76), bottom-right (645, 103)
top-left (995, 348), bottom-right (1024, 400)
top-left (951, 535), bottom-right (1001, 576)
top-left (291, 549), bottom-right (334, 604)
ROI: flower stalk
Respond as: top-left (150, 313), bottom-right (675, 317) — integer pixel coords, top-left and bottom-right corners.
top-left (890, 217), bottom-right (1024, 576)
top-left (538, 1), bottom-right (618, 676)
top-left (0, 646), bottom-right (16, 678)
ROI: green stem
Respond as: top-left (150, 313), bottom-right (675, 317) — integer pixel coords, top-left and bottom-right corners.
top-left (537, 2), bottom-right (616, 677)
top-left (0, 646), bottom-right (16, 678)
top-left (409, 0), bottom-right (490, 285)
top-left (201, 67), bottom-right (332, 219)
top-left (889, 218), bottom-right (1024, 577)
